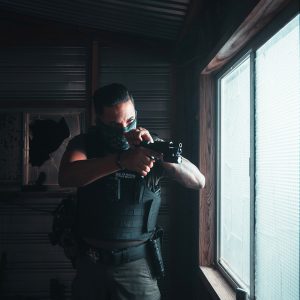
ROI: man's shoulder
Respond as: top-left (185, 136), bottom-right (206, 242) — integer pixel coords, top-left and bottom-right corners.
top-left (68, 126), bottom-right (98, 143)
top-left (66, 127), bottom-right (109, 157)
top-left (65, 133), bottom-right (87, 153)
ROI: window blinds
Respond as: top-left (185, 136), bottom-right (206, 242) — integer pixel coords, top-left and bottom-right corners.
top-left (255, 15), bottom-right (300, 300)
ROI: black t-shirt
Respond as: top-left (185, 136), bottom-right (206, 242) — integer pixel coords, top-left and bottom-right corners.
top-left (65, 132), bottom-right (164, 192)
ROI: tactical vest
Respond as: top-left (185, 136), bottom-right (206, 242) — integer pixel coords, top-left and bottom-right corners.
top-left (76, 128), bottom-right (162, 241)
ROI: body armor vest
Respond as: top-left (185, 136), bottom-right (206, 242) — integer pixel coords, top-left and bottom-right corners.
top-left (76, 128), bottom-right (162, 241)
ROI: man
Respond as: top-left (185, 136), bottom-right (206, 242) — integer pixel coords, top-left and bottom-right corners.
top-left (58, 83), bottom-right (205, 300)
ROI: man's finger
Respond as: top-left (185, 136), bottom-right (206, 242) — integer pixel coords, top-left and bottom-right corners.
top-left (124, 128), bottom-right (153, 144)
top-left (140, 131), bottom-right (153, 143)
top-left (142, 148), bottom-right (161, 158)
top-left (136, 127), bottom-right (153, 143)
top-left (141, 157), bottom-right (155, 167)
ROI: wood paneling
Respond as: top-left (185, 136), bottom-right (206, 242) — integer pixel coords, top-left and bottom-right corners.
top-left (0, 0), bottom-right (190, 41)
top-left (98, 47), bottom-right (172, 138)
top-left (0, 42), bottom-right (173, 299)
top-left (199, 75), bottom-right (216, 266)
top-left (0, 46), bottom-right (88, 104)
top-left (0, 191), bottom-right (75, 299)
top-left (0, 45), bottom-right (87, 299)
top-left (199, 267), bottom-right (235, 300)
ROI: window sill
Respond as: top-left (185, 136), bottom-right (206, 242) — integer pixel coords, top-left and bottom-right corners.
top-left (199, 266), bottom-right (235, 300)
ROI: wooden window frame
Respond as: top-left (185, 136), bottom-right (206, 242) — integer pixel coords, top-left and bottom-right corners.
top-left (198, 1), bottom-right (298, 299)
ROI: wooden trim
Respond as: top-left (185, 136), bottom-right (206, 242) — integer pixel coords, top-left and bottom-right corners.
top-left (199, 267), bottom-right (235, 300)
top-left (199, 74), bottom-right (216, 266)
top-left (202, 0), bottom-right (292, 74)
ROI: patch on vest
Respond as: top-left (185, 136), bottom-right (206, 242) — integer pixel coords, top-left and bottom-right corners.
top-left (115, 171), bottom-right (136, 179)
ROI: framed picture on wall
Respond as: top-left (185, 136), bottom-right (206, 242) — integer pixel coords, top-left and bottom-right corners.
top-left (22, 110), bottom-right (85, 190)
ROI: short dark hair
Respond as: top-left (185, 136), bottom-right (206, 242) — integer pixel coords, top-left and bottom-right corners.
top-left (93, 83), bottom-right (134, 115)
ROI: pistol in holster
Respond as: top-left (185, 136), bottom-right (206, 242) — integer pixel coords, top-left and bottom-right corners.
top-left (147, 227), bottom-right (165, 279)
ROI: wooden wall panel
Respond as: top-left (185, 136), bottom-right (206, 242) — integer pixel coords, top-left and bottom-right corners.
top-left (199, 75), bottom-right (216, 266)
top-left (98, 47), bottom-right (171, 138)
top-left (0, 192), bottom-right (75, 299)
top-left (0, 44), bottom-right (173, 299)
top-left (0, 46), bottom-right (88, 103)
top-left (0, 45), bottom-right (88, 299)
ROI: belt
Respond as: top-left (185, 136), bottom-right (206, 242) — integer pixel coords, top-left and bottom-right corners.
top-left (81, 241), bottom-right (148, 266)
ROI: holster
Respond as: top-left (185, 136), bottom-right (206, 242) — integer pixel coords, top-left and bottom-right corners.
top-left (147, 227), bottom-right (165, 278)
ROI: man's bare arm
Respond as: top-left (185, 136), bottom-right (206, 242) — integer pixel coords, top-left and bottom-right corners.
top-left (58, 147), bottom-right (158, 188)
top-left (161, 157), bottom-right (205, 190)
top-left (124, 127), bottom-right (205, 190)
top-left (58, 151), bottom-right (120, 187)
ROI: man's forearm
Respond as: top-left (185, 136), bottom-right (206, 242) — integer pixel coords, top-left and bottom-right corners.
top-left (58, 154), bottom-right (120, 187)
top-left (161, 157), bottom-right (205, 189)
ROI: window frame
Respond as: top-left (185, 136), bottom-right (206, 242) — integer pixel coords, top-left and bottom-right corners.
top-left (215, 10), bottom-right (299, 298)
top-left (198, 1), bottom-right (299, 299)
top-left (215, 51), bottom-right (255, 296)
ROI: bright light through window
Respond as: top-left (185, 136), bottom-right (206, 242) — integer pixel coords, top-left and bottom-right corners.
top-left (255, 14), bottom-right (300, 300)
top-left (219, 56), bottom-right (251, 290)
top-left (217, 14), bottom-right (299, 299)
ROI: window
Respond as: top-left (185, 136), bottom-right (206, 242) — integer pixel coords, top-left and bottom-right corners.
top-left (217, 14), bottom-right (299, 299)
top-left (218, 56), bottom-right (251, 290)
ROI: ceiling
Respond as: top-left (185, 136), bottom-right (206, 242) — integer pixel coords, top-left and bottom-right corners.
top-left (0, 0), bottom-right (193, 41)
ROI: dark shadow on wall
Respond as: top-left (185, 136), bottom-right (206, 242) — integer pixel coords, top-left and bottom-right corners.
top-left (29, 117), bottom-right (70, 167)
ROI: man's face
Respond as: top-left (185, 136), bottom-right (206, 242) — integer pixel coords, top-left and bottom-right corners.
top-left (96, 99), bottom-right (136, 150)
top-left (98, 99), bottom-right (136, 129)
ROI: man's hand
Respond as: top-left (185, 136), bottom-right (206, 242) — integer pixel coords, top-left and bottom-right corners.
top-left (120, 147), bottom-right (159, 177)
top-left (122, 127), bottom-right (162, 176)
top-left (124, 127), bottom-right (153, 146)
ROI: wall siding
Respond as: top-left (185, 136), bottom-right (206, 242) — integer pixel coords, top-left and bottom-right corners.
top-left (0, 45), bottom-right (173, 299)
